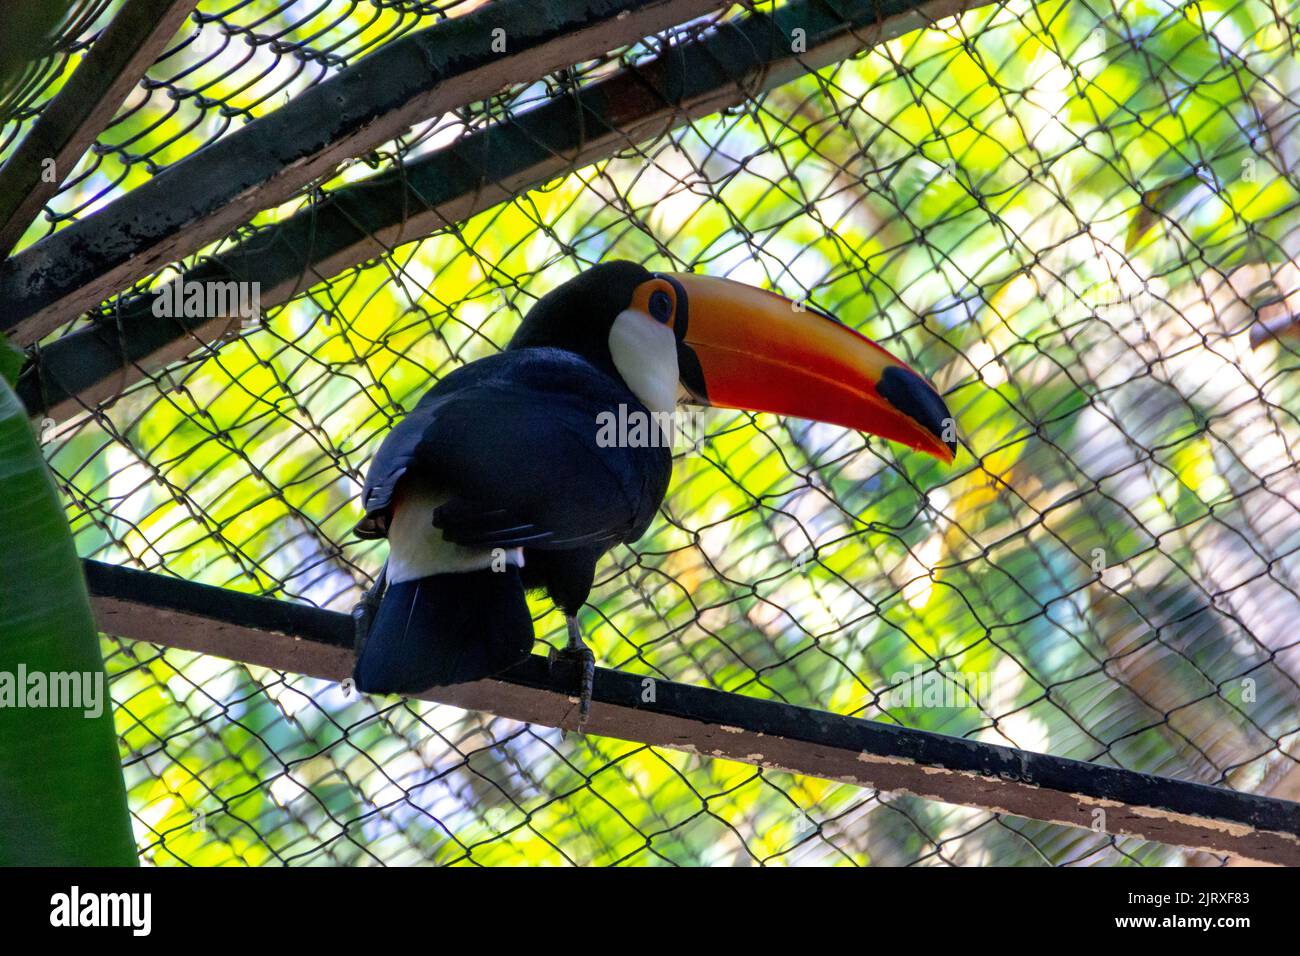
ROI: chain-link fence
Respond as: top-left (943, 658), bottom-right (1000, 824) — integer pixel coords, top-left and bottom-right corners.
top-left (8, 0), bottom-right (1300, 864)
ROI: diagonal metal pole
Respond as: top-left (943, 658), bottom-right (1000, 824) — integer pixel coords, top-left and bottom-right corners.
top-left (16, 0), bottom-right (995, 421)
top-left (0, 0), bottom-right (735, 346)
top-left (0, 0), bottom-right (200, 260)
top-left (83, 559), bottom-right (1300, 865)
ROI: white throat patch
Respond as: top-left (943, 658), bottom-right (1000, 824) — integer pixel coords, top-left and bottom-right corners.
top-left (608, 308), bottom-right (679, 417)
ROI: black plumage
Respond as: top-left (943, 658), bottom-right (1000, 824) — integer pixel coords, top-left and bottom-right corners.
top-left (356, 348), bottom-right (670, 553)
top-left (350, 259), bottom-right (957, 700)
top-left (353, 263), bottom-right (672, 693)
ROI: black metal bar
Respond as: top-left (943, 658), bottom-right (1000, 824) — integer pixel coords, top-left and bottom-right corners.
top-left (83, 558), bottom-right (1300, 865)
top-left (0, 0), bottom-right (201, 260)
top-left (0, 0), bottom-right (731, 345)
top-left (17, 0), bottom-right (993, 421)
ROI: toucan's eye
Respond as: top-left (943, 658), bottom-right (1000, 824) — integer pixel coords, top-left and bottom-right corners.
top-left (648, 290), bottom-right (673, 324)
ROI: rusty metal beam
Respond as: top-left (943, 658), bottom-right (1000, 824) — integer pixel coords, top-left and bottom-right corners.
top-left (83, 559), bottom-right (1300, 866)
top-left (0, 0), bottom-right (732, 345)
top-left (17, 0), bottom-right (996, 421)
top-left (0, 0), bottom-right (200, 260)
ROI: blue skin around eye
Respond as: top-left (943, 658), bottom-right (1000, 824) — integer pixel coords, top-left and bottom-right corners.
top-left (649, 290), bottom-right (672, 323)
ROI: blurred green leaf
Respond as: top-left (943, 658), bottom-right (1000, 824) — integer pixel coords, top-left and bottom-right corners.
top-left (1126, 166), bottom-right (1213, 251)
top-left (0, 376), bottom-right (136, 865)
top-left (0, 337), bottom-right (22, 388)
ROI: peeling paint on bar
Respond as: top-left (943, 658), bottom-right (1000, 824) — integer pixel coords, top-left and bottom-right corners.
top-left (82, 559), bottom-right (1300, 865)
top-left (19, 0), bottom-right (999, 422)
top-left (1, 0), bottom-right (732, 346)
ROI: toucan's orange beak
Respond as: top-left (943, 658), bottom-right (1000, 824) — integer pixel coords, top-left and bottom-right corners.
top-left (654, 273), bottom-right (956, 463)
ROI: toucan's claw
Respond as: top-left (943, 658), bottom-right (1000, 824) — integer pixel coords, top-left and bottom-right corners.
top-left (551, 615), bottom-right (595, 732)
top-left (577, 650), bottom-right (595, 728)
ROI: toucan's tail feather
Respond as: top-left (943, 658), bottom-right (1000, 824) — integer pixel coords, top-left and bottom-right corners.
top-left (353, 567), bottom-right (533, 694)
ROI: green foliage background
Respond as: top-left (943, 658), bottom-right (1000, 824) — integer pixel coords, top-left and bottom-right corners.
top-left (5, 0), bottom-right (1300, 864)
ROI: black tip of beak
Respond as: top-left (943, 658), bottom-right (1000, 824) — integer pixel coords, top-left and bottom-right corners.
top-left (877, 365), bottom-right (957, 458)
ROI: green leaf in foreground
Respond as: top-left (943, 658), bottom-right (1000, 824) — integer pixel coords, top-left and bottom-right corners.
top-left (0, 376), bottom-right (136, 865)
top-left (0, 336), bottom-right (22, 388)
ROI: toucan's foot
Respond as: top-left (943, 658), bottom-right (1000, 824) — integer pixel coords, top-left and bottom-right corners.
top-left (549, 615), bottom-right (594, 730)
top-left (554, 645), bottom-right (595, 729)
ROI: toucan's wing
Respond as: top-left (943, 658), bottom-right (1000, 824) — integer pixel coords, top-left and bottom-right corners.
top-left (355, 349), bottom-right (671, 550)
top-left (422, 388), bottom-right (667, 550)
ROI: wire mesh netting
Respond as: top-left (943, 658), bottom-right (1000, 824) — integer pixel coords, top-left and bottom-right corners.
top-left (0, 0), bottom-right (485, 261)
top-left (21, 0), bottom-right (1300, 864)
top-left (0, 2), bottom-right (115, 152)
top-left (0, 0), bottom-right (726, 261)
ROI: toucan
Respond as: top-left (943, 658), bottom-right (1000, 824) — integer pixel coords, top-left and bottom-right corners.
top-left (351, 261), bottom-right (956, 720)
